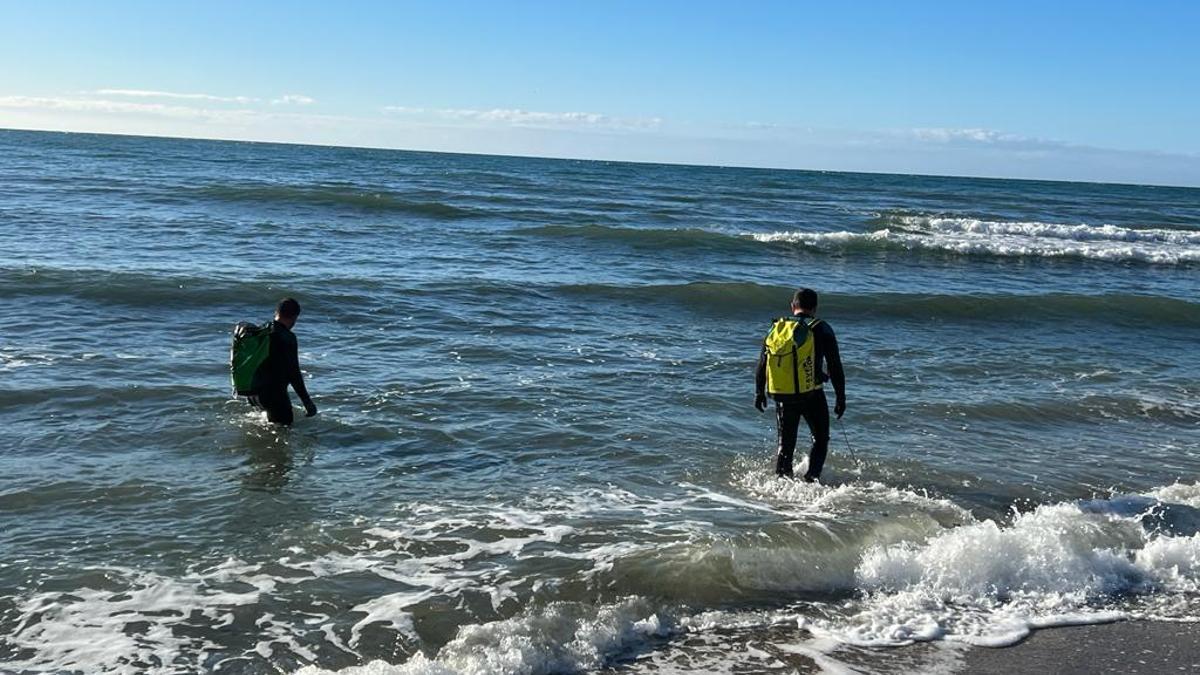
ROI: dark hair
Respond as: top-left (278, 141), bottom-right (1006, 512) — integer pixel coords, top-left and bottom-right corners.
top-left (276, 297), bottom-right (301, 319)
top-left (792, 288), bottom-right (818, 310)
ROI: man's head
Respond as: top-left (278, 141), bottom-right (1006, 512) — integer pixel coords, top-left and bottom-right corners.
top-left (791, 288), bottom-right (818, 314)
top-left (275, 297), bottom-right (301, 328)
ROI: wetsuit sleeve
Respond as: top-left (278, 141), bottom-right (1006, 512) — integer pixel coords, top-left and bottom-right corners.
top-left (819, 323), bottom-right (845, 399)
top-left (286, 334), bottom-right (313, 406)
top-left (755, 343), bottom-right (768, 396)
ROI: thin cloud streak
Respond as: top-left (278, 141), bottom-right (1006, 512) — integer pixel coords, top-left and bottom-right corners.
top-left (908, 127), bottom-right (1026, 144)
top-left (94, 89), bottom-right (259, 104)
top-left (383, 105), bottom-right (662, 130)
top-left (0, 93), bottom-right (332, 128)
top-left (3, 95), bottom-right (212, 117)
top-left (272, 94), bottom-right (316, 106)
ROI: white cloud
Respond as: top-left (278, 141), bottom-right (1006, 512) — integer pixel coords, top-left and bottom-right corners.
top-left (0, 95), bottom-right (302, 128)
top-left (94, 89), bottom-right (315, 106)
top-left (94, 88), bottom-right (259, 104)
top-left (272, 94), bottom-right (315, 106)
top-left (383, 105), bottom-right (661, 130)
top-left (1, 95), bottom-right (209, 117)
top-left (908, 127), bottom-right (1027, 144)
top-left (0, 94), bottom-right (335, 128)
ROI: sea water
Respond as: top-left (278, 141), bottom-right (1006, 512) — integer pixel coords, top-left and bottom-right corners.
top-left (0, 128), bottom-right (1198, 673)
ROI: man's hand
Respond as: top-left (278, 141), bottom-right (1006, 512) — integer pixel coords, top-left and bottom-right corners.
top-left (304, 400), bottom-right (318, 417)
top-left (755, 393), bottom-right (768, 412)
top-left (834, 395), bottom-right (846, 419)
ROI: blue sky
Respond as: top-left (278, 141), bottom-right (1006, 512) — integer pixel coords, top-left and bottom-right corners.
top-left (2, 1), bottom-right (1198, 185)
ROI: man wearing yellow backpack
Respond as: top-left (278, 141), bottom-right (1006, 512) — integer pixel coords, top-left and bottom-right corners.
top-left (754, 288), bottom-right (845, 481)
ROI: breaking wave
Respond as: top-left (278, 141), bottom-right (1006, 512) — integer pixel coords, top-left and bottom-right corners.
top-left (514, 217), bottom-right (1200, 265)
top-left (7, 481), bottom-right (1200, 673)
top-left (754, 215), bottom-right (1200, 265)
top-left (828, 482), bottom-right (1200, 647)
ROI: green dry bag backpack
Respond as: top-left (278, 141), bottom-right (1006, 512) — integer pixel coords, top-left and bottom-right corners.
top-left (230, 321), bottom-right (271, 396)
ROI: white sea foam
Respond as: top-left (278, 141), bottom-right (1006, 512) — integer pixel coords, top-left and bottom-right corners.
top-left (733, 468), bottom-right (973, 532)
top-left (10, 482), bottom-right (1200, 673)
top-left (3, 487), bottom-right (710, 673)
top-left (5, 560), bottom-right (273, 674)
top-left (0, 348), bottom-right (102, 371)
top-left (813, 487), bottom-right (1200, 647)
top-left (898, 216), bottom-right (1200, 245)
top-left (1148, 481), bottom-right (1200, 509)
top-left (293, 598), bottom-right (672, 675)
top-left (752, 216), bottom-right (1200, 264)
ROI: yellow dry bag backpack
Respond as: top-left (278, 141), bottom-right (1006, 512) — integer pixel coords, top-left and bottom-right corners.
top-left (764, 317), bottom-right (822, 395)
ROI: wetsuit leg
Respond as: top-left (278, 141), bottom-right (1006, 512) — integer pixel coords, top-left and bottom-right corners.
top-left (255, 387), bottom-right (294, 426)
top-left (774, 396), bottom-right (803, 477)
top-left (800, 390), bottom-right (831, 481)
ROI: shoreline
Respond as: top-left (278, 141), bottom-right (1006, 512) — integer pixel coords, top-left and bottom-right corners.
top-left (957, 619), bottom-right (1200, 674)
top-left (746, 620), bottom-right (1200, 674)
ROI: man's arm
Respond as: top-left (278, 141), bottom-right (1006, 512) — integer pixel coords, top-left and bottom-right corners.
top-left (754, 345), bottom-right (768, 411)
top-left (819, 324), bottom-right (846, 417)
top-left (286, 335), bottom-right (317, 415)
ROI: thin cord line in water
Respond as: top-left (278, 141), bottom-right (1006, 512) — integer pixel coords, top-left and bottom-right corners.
top-left (837, 417), bottom-right (858, 467)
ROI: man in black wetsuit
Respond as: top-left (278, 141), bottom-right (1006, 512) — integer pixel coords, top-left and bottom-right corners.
top-left (754, 288), bottom-right (845, 482)
top-left (249, 298), bottom-right (317, 426)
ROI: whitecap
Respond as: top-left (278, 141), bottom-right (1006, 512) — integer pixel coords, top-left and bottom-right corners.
top-left (751, 217), bottom-right (1200, 264)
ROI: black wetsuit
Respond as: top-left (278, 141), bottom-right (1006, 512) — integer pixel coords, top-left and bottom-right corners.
top-left (755, 314), bottom-right (845, 480)
top-left (248, 321), bottom-right (313, 426)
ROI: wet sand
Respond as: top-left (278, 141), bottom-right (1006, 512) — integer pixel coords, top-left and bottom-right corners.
top-left (960, 621), bottom-right (1200, 674)
top-left (715, 621), bottom-right (1200, 674)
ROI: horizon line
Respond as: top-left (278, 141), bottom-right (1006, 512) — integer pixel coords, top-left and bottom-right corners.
top-left (3, 124), bottom-right (1197, 192)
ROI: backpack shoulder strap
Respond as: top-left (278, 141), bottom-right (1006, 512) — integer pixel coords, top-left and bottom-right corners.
top-left (765, 316), bottom-right (787, 338)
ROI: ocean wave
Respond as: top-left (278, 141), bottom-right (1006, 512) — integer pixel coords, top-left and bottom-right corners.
top-left (6, 264), bottom-right (1199, 330)
top-left (882, 214), bottom-right (1200, 244)
top-left (514, 223), bottom-right (757, 250)
top-left (556, 280), bottom-right (784, 315)
top-left (0, 487), bottom-right (701, 674)
top-left (514, 218), bottom-right (1200, 265)
top-left (917, 394), bottom-right (1200, 426)
top-left (831, 484), bottom-right (1200, 647)
top-left (554, 281), bottom-right (1200, 326)
top-left (293, 598), bottom-right (671, 675)
top-left (0, 266), bottom-right (385, 313)
top-left (192, 184), bottom-right (477, 219)
top-left (8, 481), bottom-right (1200, 672)
top-left (754, 215), bottom-right (1200, 265)
top-left (713, 480), bottom-right (1200, 648)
